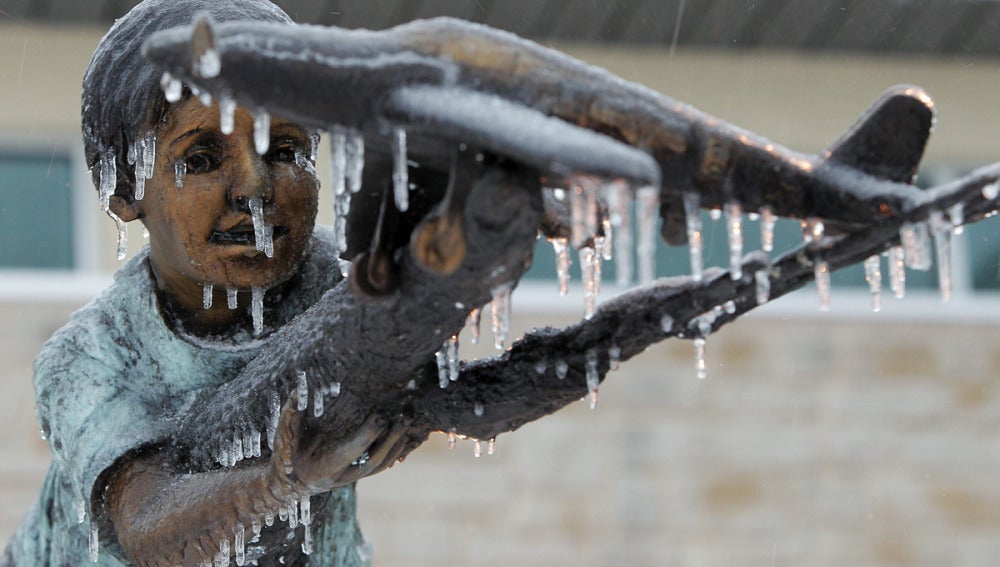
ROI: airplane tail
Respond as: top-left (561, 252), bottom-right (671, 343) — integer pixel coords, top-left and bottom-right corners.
top-left (823, 84), bottom-right (936, 184)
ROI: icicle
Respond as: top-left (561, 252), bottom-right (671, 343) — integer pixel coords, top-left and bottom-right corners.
top-left (391, 127), bottom-right (409, 212)
top-left (174, 161), bottom-right (187, 188)
top-left (723, 300), bottom-right (736, 315)
top-left (803, 217), bottom-right (825, 245)
top-left (266, 391), bottom-right (280, 451)
top-left (637, 186), bottom-right (659, 284)
top-left (251, 429), bottom-right (261, 458)
top-left (109, 211), bottom-right (128, 261)
top-left (693, 338), bottom-right (707, 380)
top-left (900, 222), bottom-right (932, 270)
top-left (296, 370), bottom-right (309, 411)
top-left (253, 110), bottom-right (270, 155)
top-left (585, 349), bottom-right (600, 409)
top-left (252, 517), bottom-right (262, 538)
top-left (467, 308), bottom-right (481, 345)
top-left (474, 440), bottom-right (482, 458)
top-left (89, 522), bottom-right (99, 562)
top-left (983, 181), bottom-right (1000, 200)
top-left (346, 128), bottom-right (365, 194)
top-left (329, 382), bottom-right (341, 397)
top-left (608, 345), bottom-right (621, 370)
top-left (233, 434), bottom-right (244, 463)
top-left (579, 246), bottom-right (599, 319)
top-left (333, 192), bottom-right (350, 254)
top-left (726, 202), bottom-right (744, 279)
top-left (160, 72), bottom-right (183, 103)
top-left (218, 445), bottom-right (230, 468)
top-left (302, 524), bottom-right (314, 555)
top-left (219, 96), bottom-right (237, 136)
top-left (555, 360), bottom-right (569, 380)
top-left (683, 193), bottom-right (703, 281)
top-left (251, 286), bottom-right (264, 336)
top-left (76, 495), bottom-right (86, 524)
top-left (569, 182), bottom-right (594, 248)
top-left (488, 438), bottom-right (496, 456)
top-left (860, 255), bottom-right (882, 312)
top-left (660, 314), bottom-right (674, 334)
top-left (215, 539), bottom-right (229, 567)
top-left (610, 182), bottom-right (633, 285)
top-left (446, 335), bottom-right (460, 382)
top-left (490, 284), bottom-right (512, 350)
top-left (929, 210), bottom-right (953, 302)
top-left (142, 226), bottom-right (149, 240)
top-left (141, 131), bottom-right (155, 182)
top-left (287, 502), bottom-right (299, 529)
top-left (313, 388), bottom-right (324, 417)
top-left (329, 126), bottom-right (347, 196)
top-left (227, 288), bottom-right (238, 310)
top-left (949, 202), bottom-right (965, 235)
top-left (551, 237), bottom-right (571, 296)
top-left (755, 269), bottom-right (770, 305)
top-left (887, 246), bottom-right (906, 299)
top-left (474, 402), bottom-right (484, 417)
top-left (598, 216), bottom-right (613, 261)
top-left (534, 360), bottom-right (547, 375)
top-left (814, 260), bottom-right (831, 311)
top-left (196, 44), bottom-right (221, 78)
top-left (264, 511), bottom-right (275, 527)
top-left (278, 507), bottom-right (289, 524)
top-left (98, 150), bottom-right (116, 212)
top-left (133, 137), bottom-right (147, 201)
top-left (235, 524), bottom-right (246, 566)
top-left (249, 197), bottom-right (274, 258)
top-left (760, 206), bottom-right (776, 252)
top-left (436, 350), bottom-right (448, 389)
top-left (447, 431), bottom-right (457, 450)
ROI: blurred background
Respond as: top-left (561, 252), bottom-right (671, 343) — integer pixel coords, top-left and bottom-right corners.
top-left (1, 1), bottom-right (999, 565)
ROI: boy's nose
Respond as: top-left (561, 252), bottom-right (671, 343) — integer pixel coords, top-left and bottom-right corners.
top-left (227, 155), bottom-right (275, 211)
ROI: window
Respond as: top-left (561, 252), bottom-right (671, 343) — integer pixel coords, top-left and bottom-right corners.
top-left (0, 152), bottom-right (75, 269)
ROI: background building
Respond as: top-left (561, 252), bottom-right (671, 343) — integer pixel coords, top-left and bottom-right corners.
top-left (1, 1), bottom-right (999, 565)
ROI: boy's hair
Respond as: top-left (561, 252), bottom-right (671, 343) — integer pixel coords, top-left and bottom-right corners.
top-left (81, 0), bottom-right (293, 201)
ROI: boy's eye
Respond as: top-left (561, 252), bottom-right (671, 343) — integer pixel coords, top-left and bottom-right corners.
top-left (266, 143), bottom-right (299, 164)
top-left (185, 151), bottom-right (219, 174)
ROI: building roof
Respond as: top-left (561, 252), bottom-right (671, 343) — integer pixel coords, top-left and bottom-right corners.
top-left (3, 0), bottom-right (999, 58)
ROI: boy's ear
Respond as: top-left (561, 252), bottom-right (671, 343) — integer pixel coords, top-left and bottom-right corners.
top-left (109, 194), bottom-right (143, 222)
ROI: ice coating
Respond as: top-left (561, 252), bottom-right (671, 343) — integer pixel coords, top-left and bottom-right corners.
top-left (160, 71), bottom-right (183, 103)
top-left (251, 286), bottom-right (264, 336)
top-left (392, 127), bottom-right (409, 212)
top-left (202, 284), bottom-right (213, 309)
top-left (490, 284), bottom-right (512, 349)
top-left (609, 182), bottom-right (633, 285)
top-left (900, 221), bottom-right (932, 270)
top-left (467, 307), bottom-right (481, 345)
top-left (726, 202), bottom-right (743, 280)
top-left (929, 210), bottom-right (953, 302)
top-left (227, 288), bottom-right (238, 310)
top-left (585, 348), bottom-right (599, 409)
top-left (755, 269), bottom-right (770, 305)
top-left (683, 193), bottom-right (703, 281)
top-left (296, 370), bottom-right (309, 411)
top-left (888, 246), bottom-right (906, 298)
top-left (814, 260), bottom-right (831, 311)
top-left (253, 110), bottom-right (270, 155)
top-left (551, 237), bottom-right (571, 296)
top-left (949, 202), bottom-right (965, 235)
top-left (219, 96), bottom-right (237, 135)
top-left (88, 522), bottom-right (99, 562)
top-left (636, 186), bottom-right (659, 284)
top-left (760, 206), bottom-right (776, 252)
top-left (863, 255), bottom-right (882, 312)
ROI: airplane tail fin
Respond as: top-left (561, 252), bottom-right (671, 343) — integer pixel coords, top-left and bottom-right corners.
top-left (824, 85), bottom-right (936, 184)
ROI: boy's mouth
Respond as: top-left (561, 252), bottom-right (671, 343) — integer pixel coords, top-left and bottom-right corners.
top-left (210, 225), bottom-right (288, 246)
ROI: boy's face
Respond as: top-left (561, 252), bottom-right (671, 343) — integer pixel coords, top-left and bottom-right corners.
top-left (119, 96), bottom-right (319, 295)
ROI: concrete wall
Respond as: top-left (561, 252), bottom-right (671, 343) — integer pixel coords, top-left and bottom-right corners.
top-left (1, 19), bottom-right (1000, 567)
